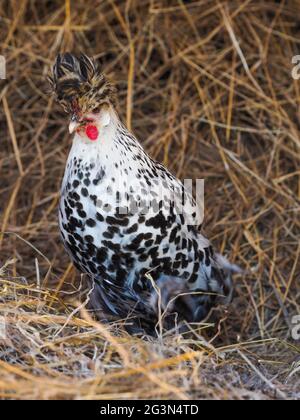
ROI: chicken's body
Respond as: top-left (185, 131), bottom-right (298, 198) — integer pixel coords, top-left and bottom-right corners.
top-left (50, 53), bottom-right (234, 334)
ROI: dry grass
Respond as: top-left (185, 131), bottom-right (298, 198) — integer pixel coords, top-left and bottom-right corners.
top-left (0, 0), bottom-right (300, 400)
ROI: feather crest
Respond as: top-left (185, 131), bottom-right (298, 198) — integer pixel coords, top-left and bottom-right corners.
top-left (48, 53), bottom-right (116, 115)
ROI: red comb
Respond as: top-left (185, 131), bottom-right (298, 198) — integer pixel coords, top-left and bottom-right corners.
top-left (85, 125), bottom-right (99, 141)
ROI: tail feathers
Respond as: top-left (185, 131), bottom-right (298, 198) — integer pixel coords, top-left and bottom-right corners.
top-left (212, 254), bottom-right (243, 306)
top-left (216, 253), bottom-right (243, 274)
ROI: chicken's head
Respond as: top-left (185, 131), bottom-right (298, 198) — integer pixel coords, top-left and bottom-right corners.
top-left (48, 53), bottom-right (116, 140)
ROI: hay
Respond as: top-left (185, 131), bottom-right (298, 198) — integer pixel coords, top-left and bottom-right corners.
top-left (0, 0), bottom-right (299, 400)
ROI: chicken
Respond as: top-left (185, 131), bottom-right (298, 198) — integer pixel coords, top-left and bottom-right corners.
top-left (49, 53), bottom-right (237, 334)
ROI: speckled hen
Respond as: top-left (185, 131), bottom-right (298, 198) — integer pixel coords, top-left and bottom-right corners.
top-left (49, 53), bottom-right (238, 334)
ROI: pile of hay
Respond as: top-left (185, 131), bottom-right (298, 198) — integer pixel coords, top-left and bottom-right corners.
top-left (0, 0), bottom-right (299, 399)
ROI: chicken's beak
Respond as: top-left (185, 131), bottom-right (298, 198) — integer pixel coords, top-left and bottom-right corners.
top-left (69, 115), bottom-right (79, 134)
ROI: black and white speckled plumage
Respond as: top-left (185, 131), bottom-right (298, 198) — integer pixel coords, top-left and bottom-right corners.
top-left (51, 53), bottom-right (235, 334)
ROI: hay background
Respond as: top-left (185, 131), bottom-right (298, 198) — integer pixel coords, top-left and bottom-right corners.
top-left (0, 0), bottom-right (299, 399)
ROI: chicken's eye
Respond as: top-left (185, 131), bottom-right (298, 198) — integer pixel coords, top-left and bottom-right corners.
top-left (92, 107), bottom-right (101, 114)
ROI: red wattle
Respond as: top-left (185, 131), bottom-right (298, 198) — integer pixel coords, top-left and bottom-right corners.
top-left (85, 125), bottom-right (99, 141)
